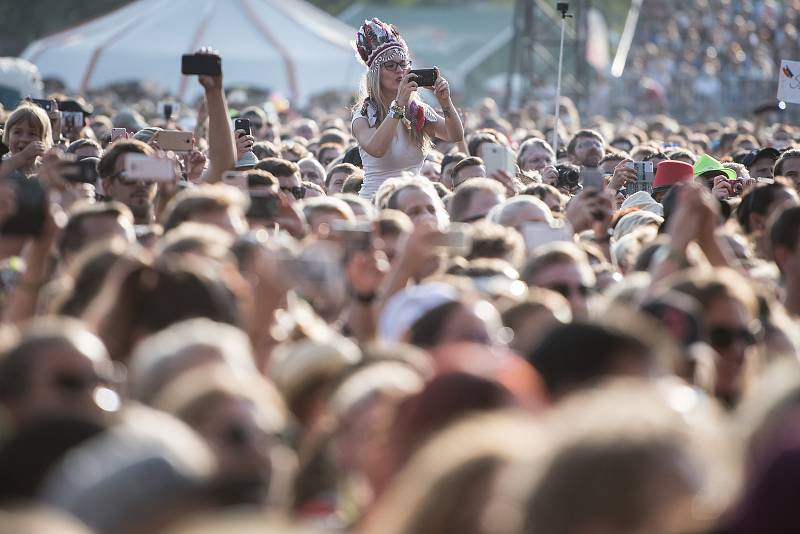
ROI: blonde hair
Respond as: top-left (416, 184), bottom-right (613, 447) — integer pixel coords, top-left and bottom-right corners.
top-left (355, 66), bottom-right (432, 152)
top-left (2, 104), bottom-right (53, 150)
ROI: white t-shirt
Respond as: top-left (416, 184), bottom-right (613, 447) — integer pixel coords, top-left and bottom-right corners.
top-left (351, 100), bottom-right (435, 199)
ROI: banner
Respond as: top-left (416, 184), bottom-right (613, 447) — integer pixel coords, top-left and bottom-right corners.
top-left (778, 60), bottom-right (800, 105)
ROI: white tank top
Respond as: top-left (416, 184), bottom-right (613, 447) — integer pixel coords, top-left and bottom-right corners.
top-left (351, 100), bottom-right (432, 199)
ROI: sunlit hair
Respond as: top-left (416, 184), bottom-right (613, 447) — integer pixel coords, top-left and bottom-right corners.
top-left (355, 57), bottom-right (432, 152)
top-left (2, 104), bottom-right (53, 150)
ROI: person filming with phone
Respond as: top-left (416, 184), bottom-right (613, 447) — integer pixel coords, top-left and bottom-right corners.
top-left (351, 18), bottom-right (464, 199)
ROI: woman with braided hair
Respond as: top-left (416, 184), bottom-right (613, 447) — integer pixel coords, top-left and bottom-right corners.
top-left (351, 18), bottom-right (464, 199)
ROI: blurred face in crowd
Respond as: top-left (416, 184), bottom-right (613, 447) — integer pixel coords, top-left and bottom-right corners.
top-left (276, 171), bottom-right (303, 205)
top-left (188, 395), bottom-right (273, 497)
top-left (69, 213), bottom-right (135, 262)
top-left (519, 144), bottom-right (555, 172)
top-left (705, 296), bottom-right (756, 401)
top-left (454, 164), bottom-right (486, 188)
top-left (72, 144), bottom-right (101, 160)
top-left (298, 159), bottom-right (325, 188)
top-left (779, 157), bottom-right (800, 190)
top-left (572, 135), bottom-right (605, 168)
top-left (420, 160), bottom-right (441, 182)
top-left (189, 207), bottom-right (247, 236)
top-left (379, 57), bottom-right (411, 97)
top-left (7, 117), bottom-right (43, 155)
top-left (599, 158), bottom-right (624, 175)
top-left (328, 171), bottom-right (350, 195)
top-left (528, 259), bottom-right (595, 319)
top-left (504, 201), bottom-right (552, 232)
top-left (459, 187), bottom-right (504, 223)
top-left (8, 337), bottom-right (112, 426)
top-left (318, 147), bottom-right (342, 168)
top-left (104, 155), bottom-right (158, 223)
top-left (749, 158), bottom-right (774, 179)
top-left (394, 186), bottom-right (439, 226)
top-left (434, 301), bottom-right (498, 347)
top-left (772, 130), bottom-right (794, 151)
top-left (262, 120), bottom-right (280, 143)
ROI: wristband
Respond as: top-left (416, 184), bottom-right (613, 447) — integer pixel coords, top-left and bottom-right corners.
top-left (388, 100), bottom-right (405, 120)
top-left (349, 286), bottom-right (377, 304)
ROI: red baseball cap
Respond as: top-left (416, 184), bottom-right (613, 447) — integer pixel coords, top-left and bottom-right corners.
top-left (652, 160), bottom-right (694, 192)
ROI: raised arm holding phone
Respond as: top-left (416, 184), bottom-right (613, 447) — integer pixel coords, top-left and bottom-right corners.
top-left (351, 18), bottom-right (463, 199)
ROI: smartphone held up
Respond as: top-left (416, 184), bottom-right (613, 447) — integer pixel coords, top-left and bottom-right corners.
top-left (124, 154), bottom-right (176, 182)
top-left (181, 53), bottom-right (222, 76)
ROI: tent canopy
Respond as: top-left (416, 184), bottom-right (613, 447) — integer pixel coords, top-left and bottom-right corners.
top-left (21, 0), bottom-right (362, 104)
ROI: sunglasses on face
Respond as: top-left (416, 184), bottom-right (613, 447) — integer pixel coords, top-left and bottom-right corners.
top-left (109, 171), bottom-right (155, 186)
top-left (545, 283), bottom-right (592, 299)
top-left (280, 185), bottom-right (306, 199)
top-left (709, 325), bottom-right (758, 350)
top-left (52, 371), bottom-right (103, 394)
top-left (222, 422), bottom-right (268, 449)
top-left (382, 60), bottom-right (411, 72)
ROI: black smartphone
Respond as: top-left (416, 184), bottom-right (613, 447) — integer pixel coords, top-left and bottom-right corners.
top-left (181, 54), bottom-right (222, 76)
top-left (234, 118), bottom-right (251, 136)
top-left (0, 177), bottom-right (47, 237)
top-left (30, 98), bottom-right (52, 112)
top-left (247, 192), bottom-right (280, 219)
top-left (60, 158), bottom-right (99, 184)
top-left (409, 68), bottom-right (437, 87)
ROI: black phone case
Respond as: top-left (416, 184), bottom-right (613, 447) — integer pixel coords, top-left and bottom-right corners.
top-left (234, 119), bottom-right (251, 136)
top-left (410, 69), bottom-right (437, 87)
top-left (181, 54), bottom-right (222, 76)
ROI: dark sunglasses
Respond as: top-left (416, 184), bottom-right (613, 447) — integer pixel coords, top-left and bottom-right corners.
top-left (280, 185), bottom-right (306, 199)
top-left (709, 325), bottom-right (758, 350)
top-left (545, 283), bottom-right (592, 299)
top-left (223, 423), bottom-right (267, 448)
top-left (52, 371), bottom-right (102, 393)
top-left (109, 171), bottom-right (155, 186)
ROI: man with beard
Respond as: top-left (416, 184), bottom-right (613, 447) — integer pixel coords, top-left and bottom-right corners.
top-left (567, 129), bottom-right (606, 170)
top-left (98, 139), bottom-right (159, 224)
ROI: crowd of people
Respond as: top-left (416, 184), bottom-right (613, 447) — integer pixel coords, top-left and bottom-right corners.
top-left (0, 14), bottom-right (800, 534)
top-left (628, 0), bottom-right (800, 117)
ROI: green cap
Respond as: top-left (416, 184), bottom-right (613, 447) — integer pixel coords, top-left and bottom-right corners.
top-left (693, 154), bottom-right (738, 181)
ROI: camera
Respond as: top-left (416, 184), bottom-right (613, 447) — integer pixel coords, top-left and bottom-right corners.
top-left (557, 2), bottom-right (569, 17)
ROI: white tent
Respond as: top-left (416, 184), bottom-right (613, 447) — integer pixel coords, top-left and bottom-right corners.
top-left (21, 0), bottom-right (362, 104)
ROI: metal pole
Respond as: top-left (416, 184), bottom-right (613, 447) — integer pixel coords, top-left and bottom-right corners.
top-left (552, 8), bottom-right (569, 154)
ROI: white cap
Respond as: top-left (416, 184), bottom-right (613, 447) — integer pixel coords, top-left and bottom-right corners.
top-left (378, 282), bottom-right (458, 342)
top-left (621, 190), bottom-right (664, 217)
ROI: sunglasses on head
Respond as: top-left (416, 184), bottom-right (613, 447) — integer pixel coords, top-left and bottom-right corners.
top-left (280, 185), bottom-right (306, 199)
top-left (709, 325), bottom-right (759, 350)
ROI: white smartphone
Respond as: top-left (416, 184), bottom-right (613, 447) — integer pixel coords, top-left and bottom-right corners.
top-left (482, 144), bottom-right (517, 177)
top-left (157, 130), bottom-right (193, 152)
top-left (124, 154), bottom-right (175, 181)
top-left (521, 222), bottom-right (572, 252)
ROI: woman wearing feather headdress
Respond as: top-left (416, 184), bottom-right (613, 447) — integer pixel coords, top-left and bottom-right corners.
top-left (351, 18), bottom-right (464, 199)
